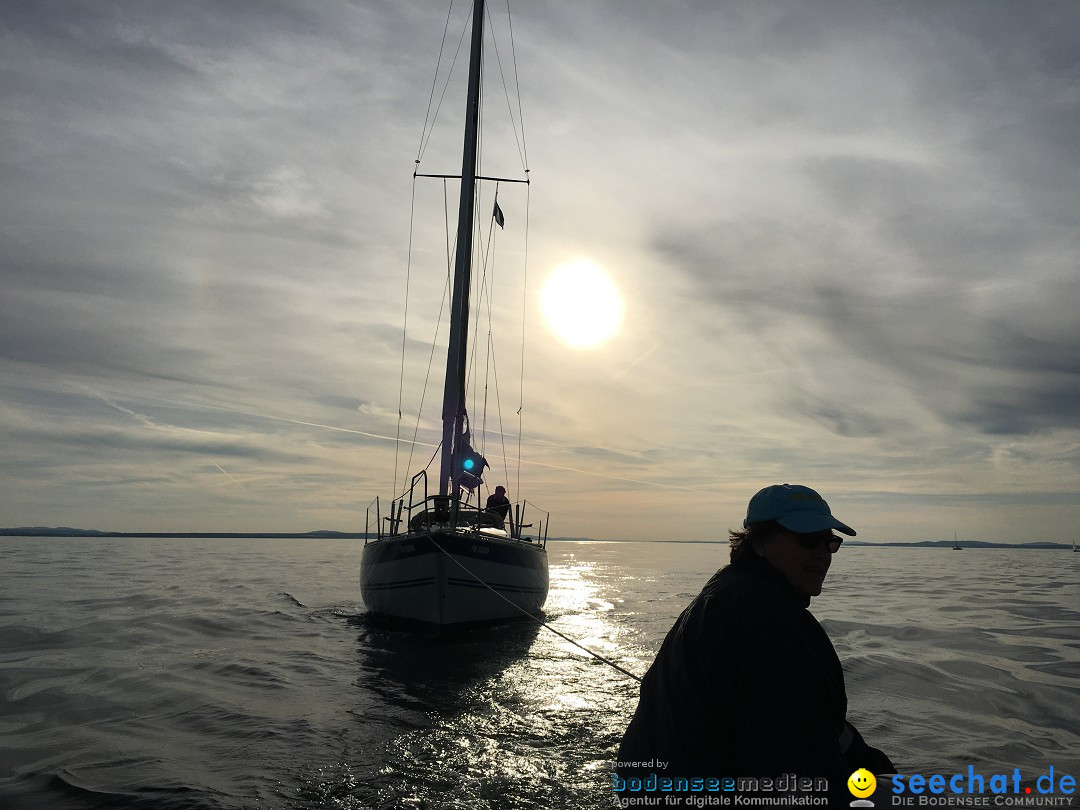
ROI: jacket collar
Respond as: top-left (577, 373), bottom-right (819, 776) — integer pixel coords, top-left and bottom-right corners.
top-left (731, 552), bottom-right (812, 608)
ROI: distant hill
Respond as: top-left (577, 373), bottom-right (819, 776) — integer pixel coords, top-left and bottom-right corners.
top-left (1, 526), bottom-right (112, 536)
top-left (846, 539), bottom-right (1070, 550)
top-left (0, 527), bottom-right (368, 539)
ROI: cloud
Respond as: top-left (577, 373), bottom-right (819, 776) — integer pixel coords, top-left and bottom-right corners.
top-left (641, 1), bottom-right (1080, 440)
top-left (1, 1), bottom-right (1077, 540)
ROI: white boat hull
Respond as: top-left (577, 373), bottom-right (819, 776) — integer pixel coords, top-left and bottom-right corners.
top-left (360, 530), bottom-right (549, 626)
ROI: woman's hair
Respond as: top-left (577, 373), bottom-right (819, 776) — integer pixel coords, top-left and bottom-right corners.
top-left (728, 520), bottom-right (785, 563)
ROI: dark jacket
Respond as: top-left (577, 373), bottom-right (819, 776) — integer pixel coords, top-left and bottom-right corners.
top-left (485, 493), bottom-right (511, 522)
top-left (616, 554), bottom-right (892, 804)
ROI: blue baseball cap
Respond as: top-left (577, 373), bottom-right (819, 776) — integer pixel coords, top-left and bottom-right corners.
top-left (743, 483), bottom-right (856, 536)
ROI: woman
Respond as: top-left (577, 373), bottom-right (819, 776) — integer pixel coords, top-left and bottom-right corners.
top-left (615, 484), bottom-right (894, 806)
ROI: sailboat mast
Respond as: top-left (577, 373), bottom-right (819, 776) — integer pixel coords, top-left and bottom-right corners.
top-left (438, 0), bottom-right (485, 498)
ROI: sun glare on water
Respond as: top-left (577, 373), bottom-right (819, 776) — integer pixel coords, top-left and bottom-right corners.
top-left (540, 259), bottom-right (623, 349)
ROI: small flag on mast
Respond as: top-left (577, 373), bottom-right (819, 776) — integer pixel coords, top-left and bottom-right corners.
top-left (493, 200), bottom-right (505, 229)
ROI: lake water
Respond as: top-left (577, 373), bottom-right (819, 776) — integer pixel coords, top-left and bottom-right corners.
top-left (1, 538), bottom-right (1078, 808)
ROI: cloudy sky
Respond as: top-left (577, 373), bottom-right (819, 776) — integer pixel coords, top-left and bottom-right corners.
top-left (2, 1), bottom-right (1078, 543)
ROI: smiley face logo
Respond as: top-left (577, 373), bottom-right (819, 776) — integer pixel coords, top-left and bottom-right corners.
top-left (848, 768), bottom-right (876, 798)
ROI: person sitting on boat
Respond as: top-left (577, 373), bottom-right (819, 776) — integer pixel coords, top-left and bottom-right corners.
top-left (484, 485), bottom-right (512, 527)
top-left (614, 484), bottom-right (895, 807)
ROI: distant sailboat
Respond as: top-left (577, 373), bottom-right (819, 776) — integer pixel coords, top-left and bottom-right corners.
top-left (1073, 538), bottom-right (1079, 553)
top-left (952, 532), bottom-right (962, 550)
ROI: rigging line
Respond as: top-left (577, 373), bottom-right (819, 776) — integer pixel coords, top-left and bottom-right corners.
top-left (488, 328), bottom-right (511, 492)
top-left (464, 195), bottom-right (481, 424)
top-left (506, 0), bottom-right (528, 169)
top-left (415, 173), bottom-right (528, 184)
top-left (478, 244), bottom-right (493, 457)
top-left (417, 3), bottom-right (470, 164)
top-left (464, 75), bottom-right (488, 422)
top-left (400, 442), bottom-right (444, 502)
top-left (395, 174), bottom-right (421, 497)
top-left (404, 180), bottom-right (456, 479)
top-left (415, 0), bottom-right (456, 163)
top-left (392, 442), bottom-right (443, 504)
top-left (474, 185), bottom-right (500, 453)
top-left (427, 536), bottom-right (643, 683)
top-left (404, 270), bottom-right (451, 478)
top-left (481, 232), bottom-right (511, 494)
top-left (467, 201), bottom-right (496, 447)
top-left (516, 178), bottom-right (530, 500)
top-left (444, 178), bottom-right (454, 271)
top-left (486, 0), bottom-right (527, 172)
top-left (466, 186), bottom-right (484, 395)
top-left (473, 194), bottom-right (506, 473)
top-left (475, 186), bottom-right (512, 489)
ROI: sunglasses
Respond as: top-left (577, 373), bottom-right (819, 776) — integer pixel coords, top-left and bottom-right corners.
top-left (794, 533), bottom-right (844, 554)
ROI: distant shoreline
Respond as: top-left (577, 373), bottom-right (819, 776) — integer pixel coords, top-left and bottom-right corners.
top-left (0, 527), bottom-right (1073, 549)
top-left (0, 528), bottom-right (369, 540)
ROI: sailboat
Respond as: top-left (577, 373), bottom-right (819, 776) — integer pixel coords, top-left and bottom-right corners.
top-left (360, 0), bottom-right (549, 626)
top-left (952, 532), bottom-right (962, 550)
top-left (1073, 538), bottom-right (1079, 553)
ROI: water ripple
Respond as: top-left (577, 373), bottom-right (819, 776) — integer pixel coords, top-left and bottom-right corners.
top-left (1, 538), bottom-right (1077, 808)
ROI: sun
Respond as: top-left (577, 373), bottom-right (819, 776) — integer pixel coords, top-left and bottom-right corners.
top-left (540, 259), bottom-right (623, 348)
